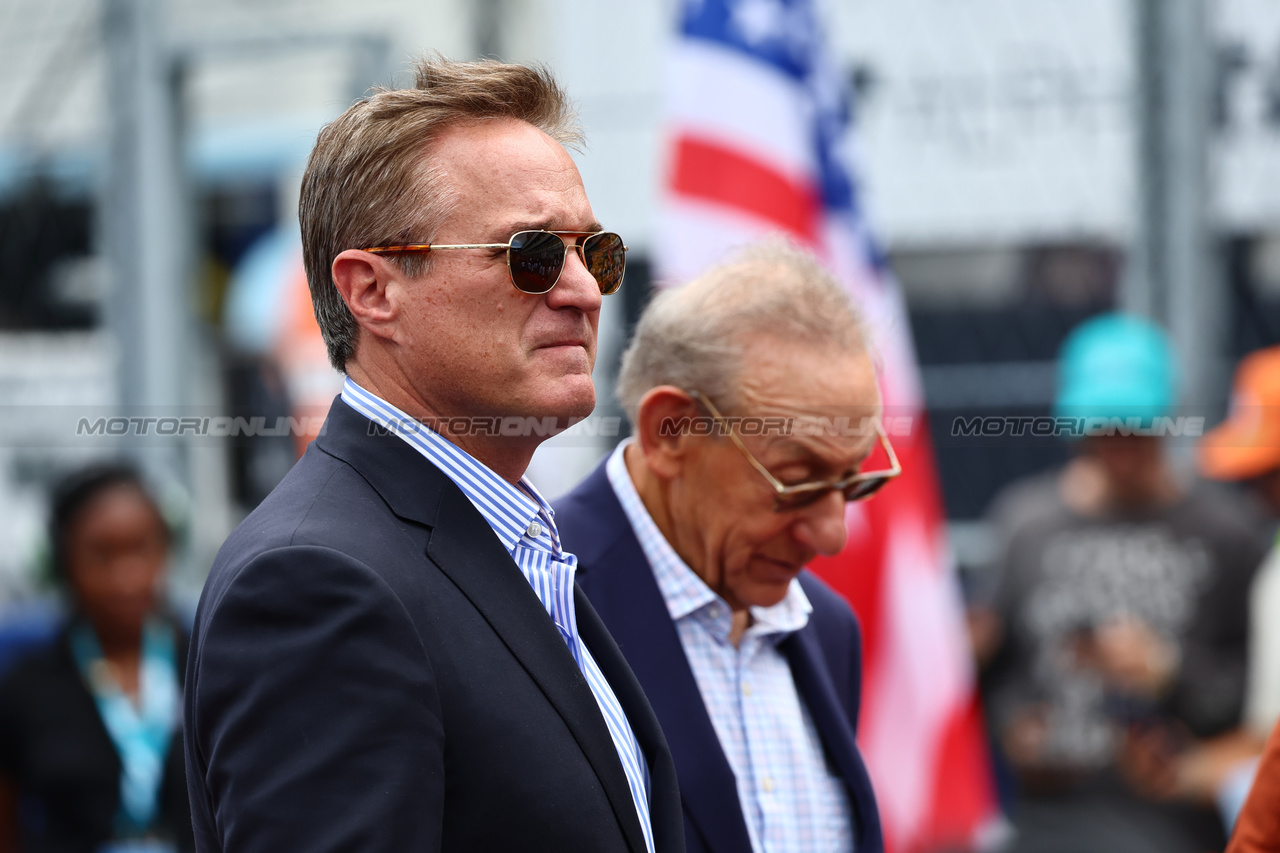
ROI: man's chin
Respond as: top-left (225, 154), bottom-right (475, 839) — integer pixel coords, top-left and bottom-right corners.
top-left (506, 385), bottom-right (596, 435)
top-left (742, 563), bottom-right (804, 606)
top-left (548, 376), bottom-right (597, 421)
top-left (740, 585), bottom-right (792, 611)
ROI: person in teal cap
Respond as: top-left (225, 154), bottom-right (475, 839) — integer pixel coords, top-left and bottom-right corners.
top-left (970, 312), bottom-right (1268, 853)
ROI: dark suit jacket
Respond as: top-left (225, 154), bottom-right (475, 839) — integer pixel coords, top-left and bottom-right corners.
top-left (0, 621), bottom-right (193, 853)
top-left (184, 398), bottom-right (684, 853)
top-left (556, 458), bottom-right (885, 853)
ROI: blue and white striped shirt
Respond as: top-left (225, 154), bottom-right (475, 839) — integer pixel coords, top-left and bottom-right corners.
top-left (607, 440), bottom-right (854, 853)
top-left (342, 380), bottom-right (654, 853)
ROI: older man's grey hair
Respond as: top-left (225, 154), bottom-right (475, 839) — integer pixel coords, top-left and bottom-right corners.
top-left (617, 240), bottom-right (870, 425)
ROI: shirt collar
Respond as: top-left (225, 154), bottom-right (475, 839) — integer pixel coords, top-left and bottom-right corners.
top-left (341, 378), bottom-right (558, 557)
top-left (605, 440), bottom-right (811, 636)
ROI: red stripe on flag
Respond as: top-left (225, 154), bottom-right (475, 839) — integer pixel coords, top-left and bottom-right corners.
top-left (811, 412), bottom-right (947, 696)
top-left (922, 693), bottom-right (998, 851)
top-left (811, 414), bottom-right (996, 852)
top-left (669, 136), bottom-right (821, 241)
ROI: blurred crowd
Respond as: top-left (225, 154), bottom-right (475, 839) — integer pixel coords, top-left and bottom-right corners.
top-left (968, 315), bottom-right (1280, 853)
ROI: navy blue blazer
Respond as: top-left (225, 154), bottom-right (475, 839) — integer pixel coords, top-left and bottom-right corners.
top-left (184, 398), bottom-right (685, 853)
top-left (556, 457), bottom-right (884, 853)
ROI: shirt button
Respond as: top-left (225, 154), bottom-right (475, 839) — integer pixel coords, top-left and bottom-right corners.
top-left (708, 605), bottom-right (721, 620)
top-left (762, 776), bottom-right (774, 793)
top-left (526, 521), bottom-right (543, 539)
top-left (742, 682), bottom-right (753, 697)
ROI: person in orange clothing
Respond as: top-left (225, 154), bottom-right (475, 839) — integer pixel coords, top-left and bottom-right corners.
top-left (1199, 346), bottom-right (1280, 842)
top-left (1202, 346), bottom-right (1280, 741)
top-left (272, 262), bottom-right (341, 457)
top-left (1227, 721), bottom-right (1280, 853)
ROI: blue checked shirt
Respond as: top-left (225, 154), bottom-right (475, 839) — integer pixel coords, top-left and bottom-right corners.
top-left (607, 441), bottom-right (853, 853)
top-left (342, 380), bottom-right (654, 853)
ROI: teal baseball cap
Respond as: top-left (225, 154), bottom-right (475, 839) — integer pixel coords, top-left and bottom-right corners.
top-left (1053, 313), bottom-right (1178, 426)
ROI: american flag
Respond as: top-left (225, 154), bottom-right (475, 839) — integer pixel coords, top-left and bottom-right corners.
top-left (656, 0), bottom-right (999, 849)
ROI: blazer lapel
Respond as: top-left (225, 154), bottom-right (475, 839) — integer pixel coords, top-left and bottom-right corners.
top-left (426, 488), bottom-right (649, 853)
top-left (781, 630), bottom-right (885, 853)
top-left (316, 398), bottom-right (649, 853)
top-left (564, 464), bottom-right (754, 853)
top-left (575, 587), bottom-right (685, 853)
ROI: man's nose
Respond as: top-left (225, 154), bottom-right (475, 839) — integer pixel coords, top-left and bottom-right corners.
top-left (545, 241), bottom-right (603, 312)
top-left (792, 490), bottom-right (849, 557)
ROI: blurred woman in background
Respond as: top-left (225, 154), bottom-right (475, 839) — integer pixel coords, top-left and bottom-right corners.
top-left (0, 463), bottom-right (192, 853)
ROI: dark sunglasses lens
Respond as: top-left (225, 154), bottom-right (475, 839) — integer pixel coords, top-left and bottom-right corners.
top-left (583, 232), bottom-right (626, 295)
top-left (509, 230), bottom-right (567, 294)
top-left (844, 476), bottom-right (890, 502)
top-left (777, 476), bottom-right (891, 511)
top-left (774, 488), bottom-right (828, 513)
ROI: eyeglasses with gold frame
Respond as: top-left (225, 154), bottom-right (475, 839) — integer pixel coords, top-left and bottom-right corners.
top-left (689, 390), bottom-right (902, 512)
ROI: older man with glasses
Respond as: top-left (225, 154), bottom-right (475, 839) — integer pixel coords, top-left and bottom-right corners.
top-left (556, 241), bottom-right (889, 853)
top-left (184, 57), bottom-right (683, 853)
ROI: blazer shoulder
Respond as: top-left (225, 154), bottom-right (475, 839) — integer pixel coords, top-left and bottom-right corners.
top-left (222, 447), bottom-right (348, 545)
top-left (223, 443), bottom-right (419, 551)
top-left (201, 449), bottom-right (430, 627)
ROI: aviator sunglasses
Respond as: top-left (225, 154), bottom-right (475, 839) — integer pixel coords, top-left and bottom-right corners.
top-left (361, 230), bottom-right (627, 296)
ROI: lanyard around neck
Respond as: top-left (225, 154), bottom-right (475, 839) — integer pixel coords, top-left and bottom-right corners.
top-left (70, 620), bottom-right (179, 837)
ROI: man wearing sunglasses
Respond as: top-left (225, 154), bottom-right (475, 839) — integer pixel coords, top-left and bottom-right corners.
top-left (184, 58), bottom-right (682, 853)
top-left (555, 242), bottom-right (888, 853)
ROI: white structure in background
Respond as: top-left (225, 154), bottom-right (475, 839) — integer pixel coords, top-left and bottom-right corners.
top-left (0, 335), bottom-right (116, 601)
top-left (828, 0), bottom-right (1280, 246)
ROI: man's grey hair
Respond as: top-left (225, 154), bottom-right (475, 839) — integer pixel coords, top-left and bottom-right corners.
top-left (299, 56), bottom-right (582, 371)
top-left (616, 240), bottom-right (870, 424)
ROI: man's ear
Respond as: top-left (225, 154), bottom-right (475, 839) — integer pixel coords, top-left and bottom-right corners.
top-left (332, 249), bottom-right (400, 341)
top-left (634, 386), bottom-right (700, 480)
